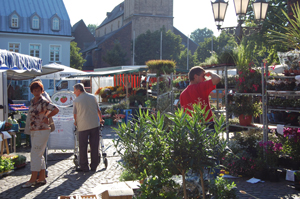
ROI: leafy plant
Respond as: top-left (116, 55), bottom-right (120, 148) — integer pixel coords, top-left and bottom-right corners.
top-left (0, 156), bottom-right (14, 173)
top-left (268, 2), bottom-right (300, 50)
top-left (209, 176), bottom-right (238, 199)
top-left (227, 95), bottom-right (262, 117)
top-left (146, 60), bottom-right (176, 76)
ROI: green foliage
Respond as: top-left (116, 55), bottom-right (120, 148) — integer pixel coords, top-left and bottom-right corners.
top-left (231, 43), bottom-right (253, 69)
top-left (227, 95), bottom-right (262, 117)
top-left (103, 41), bottom-right (128, 66)
top-left (70, 41), bottom-right (85, 70)
top-left (267, 2), bottom-right (300, 50)
top-left (176, 49), bottom-right (198, 70)
top-left (113, 105), bottom-right (230, 198)
top-left (209, 177), bottom-right (238, 199)
top-left (0, 156), bottom-right (14, 173)
top-left (195, 32), bottom-right (234, 64)
top-left (190, 28), bottom-right (214, 44)
top-left (13, 154), bottom-right (26, 166)
top-left (119, 169), bottom-right (138, 181)
top-left (87, 24), bottom-right (97, 36)
top-left (134, 28), bottom-right (184, 65)
top-left (146, 60), bottom-right (176, 76)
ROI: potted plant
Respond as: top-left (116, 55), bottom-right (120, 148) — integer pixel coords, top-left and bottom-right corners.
top-left (13, 154), bottom-right (26, 168)
top-left (227, 95), bottom-right (262, 126)
top-left (146, 60), bottom-right (176, 76)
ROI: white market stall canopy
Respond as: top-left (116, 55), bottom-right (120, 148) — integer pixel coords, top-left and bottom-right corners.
top-left (69, 66), bottom-right (148, 78)
top-left (0, 49), bottom-right (64, 80)
top-left (38, 63), bottom-right (87, 79)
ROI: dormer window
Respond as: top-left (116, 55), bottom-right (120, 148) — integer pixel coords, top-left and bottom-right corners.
top-left (9, 11), bottom-right (20, 29)
top-left (12, 14), bottom-right (18, 27)
top-left (30, 13), bottom-right (41, 30)
top-left (51, 14), bottom-right (61, 31)
top-left (53, 17), bottom-right (59, 30)
top-left (33, 16), bottom-right (39, 29)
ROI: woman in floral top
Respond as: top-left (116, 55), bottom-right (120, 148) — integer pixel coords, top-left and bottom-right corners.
top-left (22, 81), bottom-right (59, 188)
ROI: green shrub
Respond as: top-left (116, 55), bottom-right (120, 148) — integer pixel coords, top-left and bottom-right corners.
top-left (146, 60), bottom-right (176, 76)
top-left (209, 177), bottom-right (238, 199)
top-left (119, 170), bottom-right (139, 181)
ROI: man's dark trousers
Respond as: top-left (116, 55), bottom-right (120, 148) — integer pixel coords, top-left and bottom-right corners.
top-left (78, 126), bottom-right (100, 171)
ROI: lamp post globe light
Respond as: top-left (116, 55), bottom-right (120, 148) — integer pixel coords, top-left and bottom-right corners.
top-left (211, 0), bottom-right (269, 44)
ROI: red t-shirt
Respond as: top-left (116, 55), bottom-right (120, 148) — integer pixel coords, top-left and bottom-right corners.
top-left (179, 80), bottom-right (216, 122)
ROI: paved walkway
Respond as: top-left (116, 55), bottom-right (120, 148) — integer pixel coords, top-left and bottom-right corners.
top-left (0, 126), bottom-right (299, 199)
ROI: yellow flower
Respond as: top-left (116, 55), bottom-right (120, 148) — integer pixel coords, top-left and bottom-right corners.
top-left (219, 173), bottom-right (224, 177)
top-left (238, 175), bottom-right (242, 177)
top-left (225, 171), bottom-right (229, 175)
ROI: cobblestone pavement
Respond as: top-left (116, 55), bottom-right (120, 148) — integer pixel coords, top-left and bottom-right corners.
top-left (0, 126), bottom-right (299, 199)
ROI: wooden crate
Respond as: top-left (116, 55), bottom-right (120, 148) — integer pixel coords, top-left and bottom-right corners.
top-left (102, 189), bottom-right (134, 199)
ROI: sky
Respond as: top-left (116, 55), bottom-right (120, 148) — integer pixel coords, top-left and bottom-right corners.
top-left (63, 0), bottom-right (238, 37)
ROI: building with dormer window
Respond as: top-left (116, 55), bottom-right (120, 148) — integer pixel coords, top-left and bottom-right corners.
top-left (0, 0), bottom-right (74, 100)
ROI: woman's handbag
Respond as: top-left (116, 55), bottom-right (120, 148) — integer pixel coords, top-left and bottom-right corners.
top-left (49, 117), bottom-right (55, 132)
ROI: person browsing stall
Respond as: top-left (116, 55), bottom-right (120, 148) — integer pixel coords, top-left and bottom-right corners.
top-left (180, 66), bottom-right (221, 123)
top-left (22, 81), bottom-right (59, 188)
top-left (73, 83), bottom-right (104, 172)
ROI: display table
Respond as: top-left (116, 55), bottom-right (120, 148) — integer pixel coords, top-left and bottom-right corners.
top-left (0, 131), bottom-right (12, 155)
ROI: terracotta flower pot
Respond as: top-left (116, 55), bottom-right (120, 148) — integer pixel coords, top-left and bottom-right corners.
top-left (239, 114), bottom-right (252, 126)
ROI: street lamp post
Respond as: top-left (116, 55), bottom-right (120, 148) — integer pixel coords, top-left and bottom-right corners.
top-left (211, 0), bottom-right (269, 44)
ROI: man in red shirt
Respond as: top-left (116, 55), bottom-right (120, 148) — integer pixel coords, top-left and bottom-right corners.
top-left (180, 66), bottom-right (221, 123)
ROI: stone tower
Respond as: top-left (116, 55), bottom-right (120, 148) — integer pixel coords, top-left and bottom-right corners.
top-left (123, 0), bottom-right (173, 38)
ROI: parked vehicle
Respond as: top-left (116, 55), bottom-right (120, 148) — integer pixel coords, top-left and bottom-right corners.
top-left (45, 78), bottom-right (90, 97)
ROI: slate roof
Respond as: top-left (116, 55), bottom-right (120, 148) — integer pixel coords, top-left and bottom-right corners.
top-left (97, 2), bottom-right (124, 29)
top-left (0, 0), bottom-right (72, 36)
top-left (81, 21), bottom-right (132, 53)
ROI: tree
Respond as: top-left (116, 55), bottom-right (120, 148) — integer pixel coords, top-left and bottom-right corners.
top-left (194, 31), bottom-right (234, 64)
top-left (87, 24), bottom-right (97, 36)
top-left (103, 41), bottom-right (128, 66)
top-left (134, 28), bottom-right (184, 65)
top-left (177, 49), bottom-right (198, 70)
top-left (190, 28), bottom-right (214, 44)
top-left (70, 41), bottom-right (85, 70)
top-left (240, 0), bottom-right (289, 64)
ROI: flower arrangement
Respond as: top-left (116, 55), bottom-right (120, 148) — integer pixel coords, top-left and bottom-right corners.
top-left (282, 128), bottom-right (300, 161)
top-left (257, 141), bottom-right (282, 167)
top-left (223, 153), bottom-right (257, 177)
top-left (235, 66), bottom-right (263, 93)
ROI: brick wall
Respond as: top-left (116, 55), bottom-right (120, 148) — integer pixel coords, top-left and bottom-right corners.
top-left (93, 22), bottom-right (132, 68)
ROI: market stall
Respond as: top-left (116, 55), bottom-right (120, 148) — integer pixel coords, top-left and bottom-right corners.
top-left (0, 49), bottom-right (64, 156)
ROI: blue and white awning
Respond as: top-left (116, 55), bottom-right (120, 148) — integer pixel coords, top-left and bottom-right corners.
top-left (0, 49), bottom-right (42, 71)
top-left (0, 49), bottom-right (64, 80)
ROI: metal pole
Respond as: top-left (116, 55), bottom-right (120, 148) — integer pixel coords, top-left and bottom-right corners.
top-left (160, 31), bottom-right (162, 60)
top-left (225, 66), bottom-right (229, 140)
top-left (187, 35), bottom-right (189, 70)
top-left (133, 31), bottom-right (135, 65)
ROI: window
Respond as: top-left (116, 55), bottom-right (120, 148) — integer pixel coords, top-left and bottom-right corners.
top-left (9, 43), bottom-right (20, 52)
top-left (50, 45), bottom-right (60, 62)
top-left (118, 21), bottom-right (120, 28)
top-left (52, 17), bottom-right (59, 30)
top-left (49, 80), bottom-right (54, 89)
top-left (30, 44), bottom-right (40, 57)
top-left (32, 16), bottom-right (39, 29)
top-left (11, 14), bottom-right (18, 28)
top-left (111, 24), bottom-right (113, 31)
